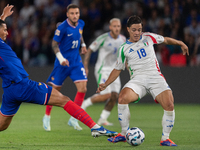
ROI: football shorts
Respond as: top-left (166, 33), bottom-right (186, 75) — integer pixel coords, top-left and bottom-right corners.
top-left (95, 69), bottom-right (121, 94)
top-left (0, 78), bottom-right (52, 116)
top-left (123, 74), bottom-right (171, 100)
top-left (47, 62), bottom-right (87, 86)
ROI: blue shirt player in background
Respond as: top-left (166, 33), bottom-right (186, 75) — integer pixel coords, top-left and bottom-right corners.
top-left (43, 4), bottom-right (88, 131)
top-left (0, 4), bottom-right (117, 138)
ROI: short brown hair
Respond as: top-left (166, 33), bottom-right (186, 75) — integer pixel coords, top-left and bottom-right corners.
top-left (67, 4), bottom-right (79, 12)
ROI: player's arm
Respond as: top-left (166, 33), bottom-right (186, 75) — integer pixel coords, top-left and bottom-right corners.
top-left (0, 4), bottom-right (14, 21)
top-left (97, 69), bottom-right (121, 93)
top-left (83, 48), bottom-right (92, 76)
top-left (80, 36), bottom-right (87, 54)
top-left (52, 40), bottom-right (69, 66)
top-left (163, 37), bottom-right (189, 56)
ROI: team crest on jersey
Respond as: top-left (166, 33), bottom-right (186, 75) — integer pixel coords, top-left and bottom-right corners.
top-left (38, 82), bottom-right (42, 86)
top-left (51, 76), bottom-right (55, 81)
top-left (79, 28), bottom-right (83, 34)
top-left (55, 29), bottom-right (60, 36)
top-left (143, 39), bottom-right (149, 46)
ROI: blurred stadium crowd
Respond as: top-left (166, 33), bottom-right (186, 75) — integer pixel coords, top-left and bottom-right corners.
top-left (1, 0), bottom-right (200, 67)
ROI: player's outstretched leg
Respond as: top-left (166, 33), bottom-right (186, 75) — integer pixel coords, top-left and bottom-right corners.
top-left (68, 116), bottom-right (82, 131)
top-left (63, 100), bottom-right (117, 137)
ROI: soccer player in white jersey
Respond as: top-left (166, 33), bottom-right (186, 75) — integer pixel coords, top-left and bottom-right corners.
top-left (82, 18), bottom-right (126, 126)
top-left (97, 15), bottom-right (189, 146)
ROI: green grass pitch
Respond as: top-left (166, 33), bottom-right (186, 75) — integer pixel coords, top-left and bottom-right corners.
top-left (0, 103), bottom-right (199, 150)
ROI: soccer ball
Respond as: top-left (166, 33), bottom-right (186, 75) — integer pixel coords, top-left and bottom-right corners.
top-left (126, 127), bottom-right (145, 146)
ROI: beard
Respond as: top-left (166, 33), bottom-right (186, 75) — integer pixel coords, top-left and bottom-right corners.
top-left (69, 18), bottom-right (77, 26)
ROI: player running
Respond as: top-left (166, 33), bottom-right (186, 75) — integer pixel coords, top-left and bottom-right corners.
top-left (0, 4), bottom-right (117, 138)
top-left (97, 15), bottom-right (189, 146)
top-left (43, 4), bottom-right (88, 131)
top-left (82, 18), bottom-right (126, 126)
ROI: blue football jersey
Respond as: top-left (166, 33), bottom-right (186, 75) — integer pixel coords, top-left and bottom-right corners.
top-left (53, 19), bottom-right (85, 66)
top-left (0, 38), bottom-right (29, 87)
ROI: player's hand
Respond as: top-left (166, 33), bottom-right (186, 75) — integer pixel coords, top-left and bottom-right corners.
top-left (60, 59), bottom-right (69, 67)
top-left (2, 4), bottom-right (14, 18)
top-left (96, 83), bottom-right (107, 93)
top-left (181, 43), bottom-right (189, 56)
top-left (81, 47), bottom-right (87, 55)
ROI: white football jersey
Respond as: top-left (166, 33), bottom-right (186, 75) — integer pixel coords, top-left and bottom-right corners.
top-left (115, 32), bottom-right (164, 78)
top-left (89, 32), bottom-right (126, 73)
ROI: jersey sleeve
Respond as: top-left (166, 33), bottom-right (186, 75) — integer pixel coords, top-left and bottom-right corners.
top-left (115, 46), bottom-right (126, 70)
top-left (89, 34), bottom-right (108, 52)
top-left (144, 32), bottom-right (164, 44)
top-left (53, 24), bottom-right (65, 43)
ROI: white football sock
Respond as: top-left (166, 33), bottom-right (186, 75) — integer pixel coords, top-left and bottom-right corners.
top-left (45, 114), bottom-right (50, 118)
top-left (118, 104), bottom-right (130, 136)
top-left (161, 110), bottom-right (175, 141)
top-left (91, 124), bottom-right (101, 129)
top-left (100, 109), bottom-right (111, 120)
top-left (81, 97), bottom-right (93, 110)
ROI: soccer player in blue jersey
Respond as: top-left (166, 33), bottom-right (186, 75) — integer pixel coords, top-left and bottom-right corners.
top-left (43, 4), bottom-right (88, 131)
top-left (0, 4), bottom-right (117, 138)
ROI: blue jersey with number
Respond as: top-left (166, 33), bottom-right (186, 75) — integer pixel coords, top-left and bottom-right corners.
top-left (53, 19), bottom-right (85, 66)
top-left (0, 38), bottom-right (29, 88)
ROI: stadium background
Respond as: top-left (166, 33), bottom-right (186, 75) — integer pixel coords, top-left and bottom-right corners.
top-left (0, 0), bottom-right (200, 103)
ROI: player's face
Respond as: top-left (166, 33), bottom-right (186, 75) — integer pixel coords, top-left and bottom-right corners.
top-left (109, 20), bottom-right (121, 37)
top-left (67, 8), bottom-right (80, 25)
top-left (0, 23), bottom-right (8, 41)
top-left (127, 23), bottom-right (142, 42)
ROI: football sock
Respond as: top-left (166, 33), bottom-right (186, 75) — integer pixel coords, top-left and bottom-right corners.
top-left (118, 104), bottom-right (130, 136)
top-left (44, 114), bottom-right (50, 119)
top-left (100, 109), bottom-right (111, 120)
top-left (161, 110), bottom-right (175, 141)
top-left (45, 105), bottom-right (53, 116)
top-left (74, 92), bottom-right (85, 106)
top-left (91, 124), bottom-right (101, 129)
top-left (81, 97), bottom-right (92, 110)
top-left (64, 100), bottom-right (96, 128)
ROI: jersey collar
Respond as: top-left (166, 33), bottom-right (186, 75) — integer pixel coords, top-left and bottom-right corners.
top-left (108, 32), bottom-right (119, 39)
top-left (126, 35), bottom-right (142, 44)
top-left (67, 18), bottom-right (79, 28)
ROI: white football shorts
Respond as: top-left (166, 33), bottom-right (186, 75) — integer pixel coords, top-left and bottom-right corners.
top-left (95, 69), bottom-right (121, 94)
top-left (123, 74), bottom-right (171, 100)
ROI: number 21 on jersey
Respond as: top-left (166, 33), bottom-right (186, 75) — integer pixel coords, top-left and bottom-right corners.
top-left (137, 48), bottom-right (147, 59)
top-left (72, 40), bottom-right (78, 48)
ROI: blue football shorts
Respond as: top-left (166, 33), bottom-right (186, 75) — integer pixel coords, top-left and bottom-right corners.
top-left (0, 78), bottom-right (52, 116)
top-left (46, 62), bottom-right (87, 86)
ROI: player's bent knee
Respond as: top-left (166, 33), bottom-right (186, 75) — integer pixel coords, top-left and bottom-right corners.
top-left (118, 95), bottom-right (128, 104)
